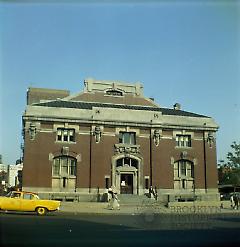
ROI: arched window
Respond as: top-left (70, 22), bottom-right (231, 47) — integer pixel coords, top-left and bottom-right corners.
top-left (116, 157), bottom-right (138, 168)
top-left (105, 89), bottom-right (123, 96)
top-left (174, 159), bottom-right (194, 190)
top-left (52, 156), bottom-right (76, 176)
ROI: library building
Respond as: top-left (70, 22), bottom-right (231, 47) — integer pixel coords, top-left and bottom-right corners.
top-left (22, 78), bottom-right (219, 202)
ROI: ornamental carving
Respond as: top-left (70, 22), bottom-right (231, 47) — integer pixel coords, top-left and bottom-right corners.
top-left (180, 151), bottom-right (188, 159)
top-left (114, 144), bottom-right (140, 154)
top-left (93, 126), bottom-right (102, 143)
top-left (62, 146), bottom-right (69, 156)
top-left (207, 132), bottom-right (215, 147)
top-left (29, 123), bottom-right (37, 140)
top-left (153, 129), bottom-right (162, 146)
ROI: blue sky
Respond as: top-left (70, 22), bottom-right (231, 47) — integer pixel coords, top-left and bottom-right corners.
top-left (0, 0), bottom-right (239, 165)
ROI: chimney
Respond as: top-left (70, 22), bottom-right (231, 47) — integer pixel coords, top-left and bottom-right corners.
top-left (174, 103), bottom-right (181, 110)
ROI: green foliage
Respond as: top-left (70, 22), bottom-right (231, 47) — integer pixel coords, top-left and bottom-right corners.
top-left (226, 141), bottom-right (240, 168)
top-left (218, 168), bottom-right (240, 185)
top-left (218, 141), bottom-right (240, 186)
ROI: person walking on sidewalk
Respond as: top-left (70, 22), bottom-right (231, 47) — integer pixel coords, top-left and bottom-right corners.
top-left (154, 186), bottom-right (158, 201)
top-left (108, 187), bottom-right (120, 210)
top-left (149, 186), bottom-right (155, 199)
top-left (112, 192), bottom-right (120, 210)
top-left (230, 194), bottom-right (234, 209)
top-left (233, 193), bottom-right (239, 210)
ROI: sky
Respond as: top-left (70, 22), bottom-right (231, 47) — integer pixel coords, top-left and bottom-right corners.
top-left (0, 0), bottom-right (239, 165)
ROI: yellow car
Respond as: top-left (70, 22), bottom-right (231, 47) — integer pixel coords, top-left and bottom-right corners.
top-left (0, 191), bottom-right (61, 216)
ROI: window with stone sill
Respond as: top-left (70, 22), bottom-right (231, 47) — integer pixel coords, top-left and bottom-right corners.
top-left (174, 160), bottom-right (194, 190)
top-left (52, 156), bottom-right (76, 177)
top-left (176, 135), bottom-right (191, 147)
top-left (119, 132), bottom-right (136, 145)
top-left (56, 128), bottom-right (75, 143)
top-left (174, 160), bottom-right (194, 178)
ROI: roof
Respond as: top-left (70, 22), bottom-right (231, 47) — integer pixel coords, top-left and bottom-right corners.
top-left (35, 100), bottom-right (210, 118)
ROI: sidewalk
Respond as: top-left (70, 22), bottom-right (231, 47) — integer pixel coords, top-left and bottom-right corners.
top-left (60, 202), bottom-right (140, 214)
top-left (59, 201), bottom-right (240, 215)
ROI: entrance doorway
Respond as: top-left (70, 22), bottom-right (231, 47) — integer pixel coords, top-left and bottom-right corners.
top-left (120, 174), bottom-right (133, 194)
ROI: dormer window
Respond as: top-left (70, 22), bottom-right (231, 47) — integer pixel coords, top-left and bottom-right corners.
top-left (105, 89), bottom-right (123, 96)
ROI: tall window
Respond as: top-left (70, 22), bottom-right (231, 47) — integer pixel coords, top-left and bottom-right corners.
top-left (176, 135), bottom-right (191, 147)
top-left (119, 132), bottom-right (136, 145)
top-left (57, 128), bottom-right (75, 142)
top-left (52, 156), bottom-right (76, 176)
top-left (180, 161), bottom-right (186, 176)
top-left (174, 160), bottom-right (194, 190)
top-left (174, 160), bottom-right (194, 178)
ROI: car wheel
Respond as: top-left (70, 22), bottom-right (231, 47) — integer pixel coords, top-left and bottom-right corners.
top-left (36, 207), bottom-right (47, 216)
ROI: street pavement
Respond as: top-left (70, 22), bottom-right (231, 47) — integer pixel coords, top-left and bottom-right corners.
top-left (1, 209), bottom-right (240, 247)
top-left (1, 200), bottom-right (240, 247)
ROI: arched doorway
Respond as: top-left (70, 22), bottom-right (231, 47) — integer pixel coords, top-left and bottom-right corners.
top-left (112, 155), bottom-right (143, 195)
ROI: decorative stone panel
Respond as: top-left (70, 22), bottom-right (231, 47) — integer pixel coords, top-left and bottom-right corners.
top-left (93, 125), bottom-right (103, 143)
top-left (62, 146), bottom-right (69, 156)
top-left (153, 129), bottom-right (162, 146)
top-left (29, 123), bottom-right (37, 140)
top-left (114, 144), bottom-right (140, 155)
top-left (207, 132), bottom-right (215, 147)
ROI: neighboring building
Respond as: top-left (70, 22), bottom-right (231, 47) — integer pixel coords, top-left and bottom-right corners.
top-left (22, 78), bottom-right (219, 202)
top-left (0, 155), bottom-right (23, 189)
top-left (8, 163), bottom-right (23, 188)
top-left (0, 164), bottom-right (8, 173)
top-left (0, 156), bottom-right (8, 187)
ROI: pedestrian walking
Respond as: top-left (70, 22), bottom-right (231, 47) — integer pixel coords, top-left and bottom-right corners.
top-left (233, 193), bottom-right (239, 210)
top-left (230, 194), bottom-right (234, 209)
top-left (107, 187), bottom-right (120, 210)
top-left (112, 192), bottom-right (120, 210)
top-left (154, 186), bottom-right (158, 201)
top-left (149, 186), bottom-right (155, 199)
top-left (107, 187), bottom-right (113, 202)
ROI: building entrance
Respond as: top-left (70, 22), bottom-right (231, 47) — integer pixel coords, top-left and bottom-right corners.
top-left (120, 174), bottom-right (133, 194)
top-left (112, 155), bottom-right (143, 195)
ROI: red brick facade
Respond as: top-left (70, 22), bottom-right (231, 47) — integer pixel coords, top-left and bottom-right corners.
top-left (22, 79), bottom-right (219, 202)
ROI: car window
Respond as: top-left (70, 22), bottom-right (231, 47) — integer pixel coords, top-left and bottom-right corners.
top-left (33, 195), bottom-right (40, 200)
top-left (11, 192), bottom-right (21, 198)
top-left (23, 194), bottom-right (34, 200)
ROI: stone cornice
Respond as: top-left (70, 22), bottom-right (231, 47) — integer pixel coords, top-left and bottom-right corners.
top-left (23, 105), bottom-right (218, 131)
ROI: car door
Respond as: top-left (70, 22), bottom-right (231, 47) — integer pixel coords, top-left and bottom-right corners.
top-left (20, 193), bottom-right (36, 212)
top-left (3, 192), bottom-right (22, 211)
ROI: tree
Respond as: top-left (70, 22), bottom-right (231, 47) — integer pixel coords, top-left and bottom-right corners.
top-left (226, 141), bottom-right (240, 168)
top-left (218, 141), bottom-right (240, 186)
